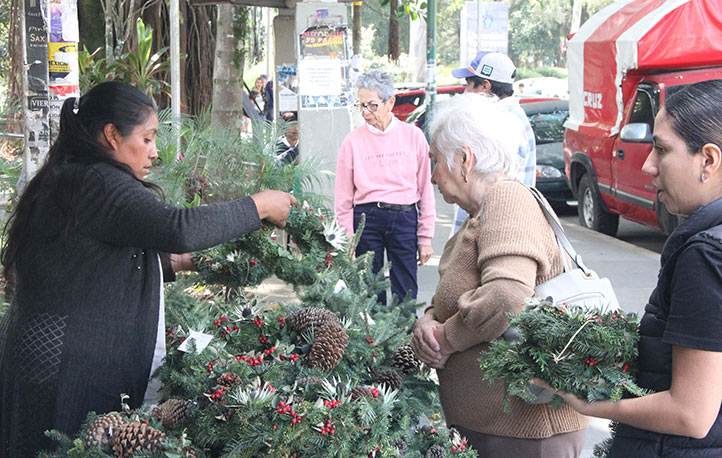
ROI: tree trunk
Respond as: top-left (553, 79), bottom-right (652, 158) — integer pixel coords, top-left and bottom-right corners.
top-left (185, 4), bottom-right (216, 115)
top-left (387, 0), bottom-right (399, 63)
top-left (211, 4), bottom-right (244, 130)
top-left (352, 2), bottom-right (362, 56)
top-left (8, 0), bottom-right (23, 122)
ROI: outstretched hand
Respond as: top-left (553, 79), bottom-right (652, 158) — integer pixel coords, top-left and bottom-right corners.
top-left (530, 378), bottom-right (591, 413)
top-left (250, 190), bottom-right (296, 227)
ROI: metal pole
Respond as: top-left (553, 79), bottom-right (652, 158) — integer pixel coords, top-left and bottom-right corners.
top-left (170, 0), bottom-right (181, 154)
top-left (424, 0), bottom-right (436, 140)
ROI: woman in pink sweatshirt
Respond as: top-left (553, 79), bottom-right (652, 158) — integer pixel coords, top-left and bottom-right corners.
top-left (335, 69), bottom-right (436, 308)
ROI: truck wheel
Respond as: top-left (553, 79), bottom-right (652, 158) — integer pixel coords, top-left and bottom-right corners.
top-left (577, 174), bottom-right (619, 236)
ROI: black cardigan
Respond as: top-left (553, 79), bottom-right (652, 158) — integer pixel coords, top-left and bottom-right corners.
top-left (0, 162), bottom-right (260, 457)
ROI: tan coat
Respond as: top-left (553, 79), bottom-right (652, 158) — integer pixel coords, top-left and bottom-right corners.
top-left (430, 180), bottom-right (588, 438)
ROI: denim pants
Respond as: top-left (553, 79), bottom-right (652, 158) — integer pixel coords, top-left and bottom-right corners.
top-left (353, 204), bottom-right (418, 306)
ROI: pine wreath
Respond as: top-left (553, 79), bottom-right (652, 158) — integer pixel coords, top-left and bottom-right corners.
top-left (479, 298), bottom-right (649, 407)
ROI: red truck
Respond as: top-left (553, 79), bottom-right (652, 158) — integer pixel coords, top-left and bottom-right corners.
top-left (563, 0), bottom-right (722, 236)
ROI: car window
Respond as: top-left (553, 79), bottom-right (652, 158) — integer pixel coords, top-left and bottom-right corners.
top-left (528, 109), bottom-right (568, 145)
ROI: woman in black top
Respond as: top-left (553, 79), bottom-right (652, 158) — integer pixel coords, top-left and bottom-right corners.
top-left (0, 82), bottom-right (294, 457)
top-left (537, 79), bottom-right (722, 457)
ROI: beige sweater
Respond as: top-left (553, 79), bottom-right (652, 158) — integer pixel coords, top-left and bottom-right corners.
top-left (430, 180), bottom-right (588, 438)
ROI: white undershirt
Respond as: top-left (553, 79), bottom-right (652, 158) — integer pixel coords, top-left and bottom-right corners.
top-left (143, 255), bottom-right (167, 405)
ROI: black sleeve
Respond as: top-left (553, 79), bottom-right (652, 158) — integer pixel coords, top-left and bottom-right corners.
top-left (159, 252), bottom-right (176, 282)
top-left (663, 242), bottom-right (722, 351)
top-left (77, 164), bottom-right (261, 253)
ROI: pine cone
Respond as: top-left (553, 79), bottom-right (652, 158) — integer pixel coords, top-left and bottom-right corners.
top-left (84, 413), bottom-right (128, 453)
top-left (374, 369), bottom-right (402, 391)
top-left (307, 320), bottom-right (348, 371)
top-left (112, 421), bottom-right (165, 458)
top-left (350, 385), bottom-right (373, 400)
top-left (297, 376), bottom-right (324, 386)
top-left (217, 371), bottom-right (242, 388)
top-left (151, 399), bottom-right (189, 429)
top-left (393, 344), bottom-right (422, 375)
top-left (287, 307), bottom-right (337, 335)
top-left (425, 444), bottom-right (447, 458)
top-left (396, 438), bottom-right (409, 455)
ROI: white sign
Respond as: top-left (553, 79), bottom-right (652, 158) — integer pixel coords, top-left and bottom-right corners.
top-left (177, 330), bottom-right (214, 354)
top-left (298, 58), bottom-right (343, 97)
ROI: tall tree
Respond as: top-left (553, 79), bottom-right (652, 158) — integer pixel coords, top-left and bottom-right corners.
top-left (387, 0), bottom-right (399, 62)
top-left (211, 4), bottom-right (245, 130)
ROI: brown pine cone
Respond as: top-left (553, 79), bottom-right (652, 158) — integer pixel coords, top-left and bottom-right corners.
top-left (426, 444), bottom-right (447, 458)
top-left (374, 369), bottom-right (402, 391)
top-left (307, 320), bottom-right (348, 371)
top-left (393, 344), bottom-right (422, 375)
top-left (297, 376), bottom-right (324, 386)
top-left (112, 421), bottom-right (165, 458)
top-left (287, 307), bottom-right (337, 335)
top-left (84, 413), bottom-right (128, 453)
top-left (151, 399), bottom-right (189, 429)
top-left (217, 371), bottom-right (242, 388)
top-left (350, 386), bottom-right (373, 400)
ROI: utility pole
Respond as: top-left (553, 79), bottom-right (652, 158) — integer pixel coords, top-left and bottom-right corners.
top-left (424, 0), bottom-right (436, 140)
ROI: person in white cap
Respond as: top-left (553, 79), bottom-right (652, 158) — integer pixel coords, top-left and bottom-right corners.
top-left (449, 51), bottom-right (537, 235)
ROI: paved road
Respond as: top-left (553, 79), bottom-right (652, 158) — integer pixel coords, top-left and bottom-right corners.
top-left (417, 190), bottom-right (666, 458)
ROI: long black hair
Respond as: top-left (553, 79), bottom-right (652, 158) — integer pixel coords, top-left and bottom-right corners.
top-left (1, 82), bottom-right (159, 270)
top-left (664, 79), bottom-right (722, 154)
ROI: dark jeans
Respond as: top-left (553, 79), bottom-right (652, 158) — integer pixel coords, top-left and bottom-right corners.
top-left (353, 203), bottom-right (418, 307)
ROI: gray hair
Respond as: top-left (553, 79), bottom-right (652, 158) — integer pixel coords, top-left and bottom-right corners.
top-left (429, 93), bottom-right (523, 180)
top-left (356, 69), bottom-right (395, 101)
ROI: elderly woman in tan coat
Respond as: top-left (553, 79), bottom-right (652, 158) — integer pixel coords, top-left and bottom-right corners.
top-left (411, 93), bottom-right (588, 458)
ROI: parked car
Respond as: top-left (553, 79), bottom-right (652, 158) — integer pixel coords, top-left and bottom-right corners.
top-left (524, 100), bottom-right (575, 207)
top-left (392, 84), bottom-right (465, 121)
top-left (405, 97), bottom-right (574, 206)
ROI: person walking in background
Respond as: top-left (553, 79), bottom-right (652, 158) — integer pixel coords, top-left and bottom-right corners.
top-left (0, 82), bottom-right (295, 457)
top-left (250, 76), bottom-right (270, 119)
top-left (335, 69), bottom-right (436, 308)
top-left (411, 93), bottom-right (587, 458)
top-left (449, 51), bottom-right (537, 235)
top-left (535, 80), bottom-right (722, 458)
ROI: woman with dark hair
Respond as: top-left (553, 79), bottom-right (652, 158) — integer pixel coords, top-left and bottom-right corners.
top-left (0, 81), bottom-right (294, 457)
top-left (535, 79), bottom-right (722, 457)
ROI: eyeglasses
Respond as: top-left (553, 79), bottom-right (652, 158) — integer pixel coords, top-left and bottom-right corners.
top-left (354, 101), bottom-right (384, 112)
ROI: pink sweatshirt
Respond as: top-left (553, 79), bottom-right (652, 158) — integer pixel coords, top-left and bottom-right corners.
top-left (334, 120), bottom-right (436, 245)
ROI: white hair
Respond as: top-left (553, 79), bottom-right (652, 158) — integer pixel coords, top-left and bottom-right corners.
top-left (356, 69), bottom-right (395, 101)
top-left (428, 93), bottom-right (524, 180)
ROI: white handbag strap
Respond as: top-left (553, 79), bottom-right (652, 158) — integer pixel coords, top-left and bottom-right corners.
top-left (528, 187), bottom-right (592, 275)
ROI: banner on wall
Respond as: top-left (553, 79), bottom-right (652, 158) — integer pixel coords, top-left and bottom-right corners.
top-left (297, 24), bottom-right (352, 109)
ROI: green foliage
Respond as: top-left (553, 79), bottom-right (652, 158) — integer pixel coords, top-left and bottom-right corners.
top-left (536, 66), bottom-right (568, 78)
top-left (78, 46), bottom-right (116, 94)
top-left (45, 110), bottom-right (474, 457)
top-left (114, 18), bottom-right (170, 99)
top-left (77, 19), bottom-right (169, 100)
top-left (592, 421), bottom-right (618, 458)
top-left (479, 298), bottom-right (649, 409)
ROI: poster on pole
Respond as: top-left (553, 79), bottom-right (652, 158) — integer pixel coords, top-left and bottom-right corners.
top-left (277, 64), bottom-right (298, 113)
top-left (297, 25), bottom-right (351, 109)
top-left (48, 0), bottom-right (80, 136)
top-left (460, 2), bottom-right (508, 66)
